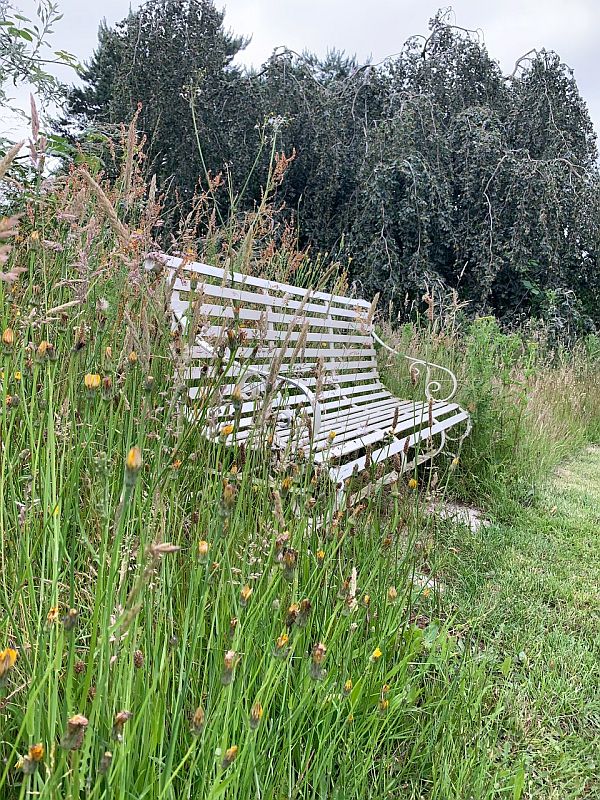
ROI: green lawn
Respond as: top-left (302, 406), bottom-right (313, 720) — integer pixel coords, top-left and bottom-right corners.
top-left (435, 446), bottom-right (600, 799)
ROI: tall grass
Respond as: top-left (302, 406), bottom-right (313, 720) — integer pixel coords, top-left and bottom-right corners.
top-left (0, 124), bottom-right (598, 799)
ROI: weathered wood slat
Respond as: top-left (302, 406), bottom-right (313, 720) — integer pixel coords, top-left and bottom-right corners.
top-left (172, 279), bottom-right (366, 321)
top-left (331, 410), bottom-right (470, 484)
top-left (160, 255), bottom-right (372, 309)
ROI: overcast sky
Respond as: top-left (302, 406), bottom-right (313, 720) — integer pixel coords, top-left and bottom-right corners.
top-left (4, 0), bottom-right (600, 139)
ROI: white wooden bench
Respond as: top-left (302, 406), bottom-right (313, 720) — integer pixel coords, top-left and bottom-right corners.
top-left (145, 253), bottom-right (471, 502)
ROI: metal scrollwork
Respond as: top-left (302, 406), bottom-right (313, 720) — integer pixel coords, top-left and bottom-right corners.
top-left (372, 331), bottom-right (458, 404)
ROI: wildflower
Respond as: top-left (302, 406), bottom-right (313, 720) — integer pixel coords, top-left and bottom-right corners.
top-left (19, 743), bottom-right (44, 774)
top-left (222, 650), bottom-right (238, 685)
top-left (2, 328), bottom-right (14, 349)
top-left (191, 706), bottom-right (205, 735)
top-left (74, 660), bottom-right (86, 674)
top-left (363, 594), bottom-right (371, 607)
top-left (84, 373), bottom-right (101, 393)
top-left (221, 481), bottom-right (237, 512)
top-left (286, 603), bottom-right (299, 628)
top-left (172, 459), bottom-right (182, 470)
top-left (328, 431), bottom-right (337, 442)
top-left (378, 684), bottom-right (390, 715)
top-left (221, 745), bottom-right (238, 770)
top-left (13, 371), bottom-right (21, 380)
top-left (229, 617), bottom-right (238, 638)
top-left (273, 632), bottom-right (289, 658)
top-left (128, 351), bottom-right (138, 366)
top-left (343, 679), bottom-right (353, 696)
top-left (220, 423), bottom-right (234, 437)
top-left (282, 547), bottom-right (298, 581)
top-left (99, 751), bottom-right (113, 774)
top-left (62, 608), bottom-right (78, 632)
top-left (102, 376), bottom-right (112, 397)
top-left (144, 375), bottom-right (155, 393)
top-left (249, 701), bottom-right (263, 730)
top-left (5, 394), bottom-right (19, 409)
top-left (134, 649), bottom-right (144, 669)
top-left (112, 710), bottom-right (133, 742)
top-left (36, 340), bottom-right (56, 361)
top-left (105, 346), bottom-right (112, 359)
top-left (450, 457), bottom-right (460, 470)
top-left (316, 549), bottom-right (325, 566)
top-left (310, 642), bottom-right (327, 681)
top-left (387, 586), bottom-right (398, 603)
top-left (47, 606), bottom-right (59, 625)
top-left (60, 715), bottom-right (88, 751)
top-left (240, 585), bottom-right (253, 607)
top-left (198, 540), bottom-right (209, 562)
top-left (125, 446), bottom-right (142, 487)
top-left (0, 648), bottom-right (17, 686)
top-left (297, 598), bottom-right (312, 628)
top-left (281, 476), bottom-right (293, 492)
top-left (371, 647), bottom-right (383, 662)
top-left (408, 478), bottom-right (418, 490)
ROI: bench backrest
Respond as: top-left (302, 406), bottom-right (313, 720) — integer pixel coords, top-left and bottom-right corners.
top-left (149, 254), bottom-right (386, 438)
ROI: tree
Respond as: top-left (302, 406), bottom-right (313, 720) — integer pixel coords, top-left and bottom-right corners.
top-left (68, 0), bottom-right (251, 205)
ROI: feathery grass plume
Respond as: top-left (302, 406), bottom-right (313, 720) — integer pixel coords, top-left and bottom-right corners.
top-left (0, 141), bottom-right (24, 181)
top-left (81, 170), bottom-right (130, 245)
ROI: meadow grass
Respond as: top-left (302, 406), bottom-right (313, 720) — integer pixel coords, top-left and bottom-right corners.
top-left (0, 137), bottom-right (598, 799)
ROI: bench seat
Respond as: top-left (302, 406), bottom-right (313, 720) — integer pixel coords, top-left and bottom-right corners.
top-left (146, 253), bottom-right (471, 498)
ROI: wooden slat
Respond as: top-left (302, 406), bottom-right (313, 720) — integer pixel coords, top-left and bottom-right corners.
top-left (330, 410), bottom-right (470, 483)
top-left (161, 255), bottom-right (372, 309)
top-left (171, 299), bottom-right (368, 334)
top-left (172, 279), bottom-right (367, 322)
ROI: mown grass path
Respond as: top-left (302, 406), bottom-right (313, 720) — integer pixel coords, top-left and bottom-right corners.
top-left (443, 447), bottom-right (600, 799)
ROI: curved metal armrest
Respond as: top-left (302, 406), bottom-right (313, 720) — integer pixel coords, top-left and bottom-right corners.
top-left (372, 330), bottom-right (458, 404)
top-left (192, 335), bottom-right (323, 442)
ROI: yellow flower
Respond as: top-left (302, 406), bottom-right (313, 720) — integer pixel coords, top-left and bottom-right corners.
top-left (343, 678), bottom-right (353, 696)
top-left (172, 459), bottom-right (182, 469)
top-left (221, 745), bottom-right (238, 769)
top-left (125, 446), bottom-right (142, 487)
top-left (240, 585), bottom-right (253, 607)
top-left (198, 540), bottom-right (209, 561)
top-left (221, 423), bottom-right (234, 437)
top-left (47, 606), bottom-right (59, 624)
top-left (2, 328), bottom-right (15, 348)
top-left (249, 702), bottom-right (263, 730)
top-left (84, 373), bottom-right (101, 391)
top-left (28, 743), bottom-right (44, 762)
top-left (13, 371), bottom-right (21, 381)
top-left (316, 549), bottom-right (325, 565)
top-left (371, 647), bottom-right (383, 662)
top-left (387, 586), bottom-right (398, 603)
top-left (328, 431), bottom-right (337, 442)
top-left (0, 647), bottom-right (18, 678)
top-left (408, 478), bottom-right (418, 490)
top-left (191, 706), bottom-right (205, 735)
top-left (128, 351), bottom-right (138, 365)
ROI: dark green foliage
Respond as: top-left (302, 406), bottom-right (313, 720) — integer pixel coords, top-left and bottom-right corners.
top-left (65, 4), bottom-right (600, 330)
